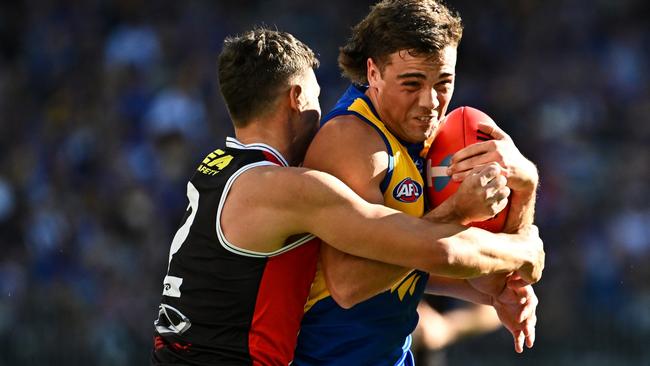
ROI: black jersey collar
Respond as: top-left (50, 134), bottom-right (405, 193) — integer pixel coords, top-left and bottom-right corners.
top-left (225, 137), bottom-right (289, 167)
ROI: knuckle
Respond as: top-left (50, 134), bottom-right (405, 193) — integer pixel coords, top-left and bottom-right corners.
top-left (496, 175), bottom-right (507, 186)
top-left (486, 164), bottom-right (500, 176)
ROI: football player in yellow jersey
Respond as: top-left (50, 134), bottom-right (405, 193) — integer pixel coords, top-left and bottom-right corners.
top-left (152, 27), bottom-right (544, 365)
top-left (295, 1), bottom-right (541, 364)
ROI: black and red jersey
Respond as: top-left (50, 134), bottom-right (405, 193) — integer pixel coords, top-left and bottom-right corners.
top-left (152, 137), bottom-right (320, 366)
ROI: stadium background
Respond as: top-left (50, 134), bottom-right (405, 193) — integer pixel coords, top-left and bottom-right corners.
top-left (0, 0), bottom-right (648, 364)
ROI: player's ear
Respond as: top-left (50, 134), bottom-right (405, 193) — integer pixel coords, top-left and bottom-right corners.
top-left (367, 58), bottom-right (381, 87)
top-left (289, 84), bottom-right (304, 112)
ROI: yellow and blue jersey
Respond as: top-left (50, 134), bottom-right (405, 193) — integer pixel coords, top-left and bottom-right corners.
top-left (294, 85), bottom-right (429, 366)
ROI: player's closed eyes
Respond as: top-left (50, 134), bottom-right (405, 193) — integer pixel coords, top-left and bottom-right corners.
top-left (402, 81), bottom-right (420, 87)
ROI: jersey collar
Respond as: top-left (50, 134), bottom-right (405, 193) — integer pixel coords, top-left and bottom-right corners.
top-left (226, 137), bottom-right (289, 167)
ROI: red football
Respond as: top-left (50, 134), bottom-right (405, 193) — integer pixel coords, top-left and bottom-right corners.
top-left (425, 106), bottom-right (510, 233)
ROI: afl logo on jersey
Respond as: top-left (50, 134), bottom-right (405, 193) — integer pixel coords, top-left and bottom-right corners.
top-left (393, 177), bottom-right (423, 203)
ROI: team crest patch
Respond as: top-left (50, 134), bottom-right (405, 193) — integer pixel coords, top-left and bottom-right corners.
top-left (392, 177), bottom-right (423, 203)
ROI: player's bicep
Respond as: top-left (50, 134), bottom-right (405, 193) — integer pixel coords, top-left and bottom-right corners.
top-left (249, 168), bottom-right (372, 238)
top-left (289, 172), bottom-right (404, 259)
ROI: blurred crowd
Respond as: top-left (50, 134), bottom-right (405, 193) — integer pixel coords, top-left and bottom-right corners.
top-left (0, 0), bottom-right (648, 364)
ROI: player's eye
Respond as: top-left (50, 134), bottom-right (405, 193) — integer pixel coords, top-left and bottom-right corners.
top-left (436, 80), bottom-right (453, 91)
top-left (402, 81), bottom-right (421, 88)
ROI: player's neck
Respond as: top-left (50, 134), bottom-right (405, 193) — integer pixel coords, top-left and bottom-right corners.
top-left (234, 116), bottom-right (294, 165)
top-left (364, 87), bottom-right (401, 140)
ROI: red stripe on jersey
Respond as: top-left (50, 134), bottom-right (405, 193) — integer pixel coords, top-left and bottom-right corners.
top-left (248, 237), bottom-right (320, 365)
top-left (153, 336), bottom-right (165, 350)
top-left (262, 151), bottom-right (284, 166)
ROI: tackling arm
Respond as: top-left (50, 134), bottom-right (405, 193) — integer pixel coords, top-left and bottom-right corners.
top-left (300, 117), bottom-right (530, 308)
top-left (226, 163), bottom-right (544, 280)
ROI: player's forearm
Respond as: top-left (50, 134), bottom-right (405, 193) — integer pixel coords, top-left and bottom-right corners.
top-left (304, 181), bottom-right (541, 283)
top-left (426, 275), bottom-right (492, 305)
top-left (504, 159), bottom-right (538, 233)
top-left (422, 195), bottom-right (467, 225)
top-left (429, 226), bottom-right (538, 281)
top-left (503, 186), bottom-right (537, 233)
top-left (314, 209), bottom-right (539, 282)
top-left (322, 245), bottom-right (412, 309)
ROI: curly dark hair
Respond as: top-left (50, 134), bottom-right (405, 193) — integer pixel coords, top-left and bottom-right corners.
top-left (339, 0), bottom-right (463, 84)
top-left (218, 27), bottom-right (319, 127)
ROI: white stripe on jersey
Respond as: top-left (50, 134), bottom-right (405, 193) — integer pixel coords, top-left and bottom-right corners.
top-left (226, 137), bottom-right (289, 167)
top-left (215, 161), bottom-right (315, 258)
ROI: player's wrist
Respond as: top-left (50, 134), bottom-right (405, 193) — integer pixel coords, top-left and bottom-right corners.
top-left (509, 160), bottom-right (538, 193)
top-left (424, 197), bottom-right (467, 225)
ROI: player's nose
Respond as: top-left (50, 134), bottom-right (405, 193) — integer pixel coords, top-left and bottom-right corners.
top-left (419, 87), bottom-right (439, 110)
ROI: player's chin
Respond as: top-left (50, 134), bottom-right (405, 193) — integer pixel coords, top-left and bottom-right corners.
top-left (407, 133), bottom-right (429, 144)
top-left (415, 120), bottom-right (437, 137)
top-left (409, 127), bottom-right (431, 143)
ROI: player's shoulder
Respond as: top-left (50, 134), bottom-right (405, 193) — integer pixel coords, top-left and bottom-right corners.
top-left (305, 114), bottom-right (391, 191)
top-left (232, 164), bottom-right (350, 216)
top-left (323, 114), bottom-right (382, 139)
top-left (235, 165), bottom-right (333, 193)
top-left (312, 114), bottom-right (387, 157)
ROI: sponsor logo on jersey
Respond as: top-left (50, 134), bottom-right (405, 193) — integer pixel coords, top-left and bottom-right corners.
top-left (198, 149), bottom-right (233, 176)
top-left (392, 177), bottom-right (423, 203)
top-left (162, 275), bottom-right (183, 298)
top-left (155, 303), bottom-right (192, 335)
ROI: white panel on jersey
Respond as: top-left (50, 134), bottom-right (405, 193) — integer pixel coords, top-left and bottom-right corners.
top-left (216, 162), bottom-right (315, 258)
top-left (155, 304), bottom-right (192, 335)
top-left (162, 275), bottom-right (183, 298)
top-left (225, 137), bottom-right (289, 167)
top-left (167, 182), bottom-right (200, 269)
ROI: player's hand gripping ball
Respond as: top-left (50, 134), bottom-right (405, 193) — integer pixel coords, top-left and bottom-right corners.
top-left (426, 106), bottom-right (510, 232)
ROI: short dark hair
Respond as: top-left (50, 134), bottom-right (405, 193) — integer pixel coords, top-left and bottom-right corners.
top-left (218, 28), bottom-right (319, 127)
top-left (339, 0), bottom-right (463, 84)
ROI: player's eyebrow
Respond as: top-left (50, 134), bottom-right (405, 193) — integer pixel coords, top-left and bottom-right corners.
top-left (397, 72), bottom-right (426, 79)
top-left (397, 72), bottom-right (455, 79)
